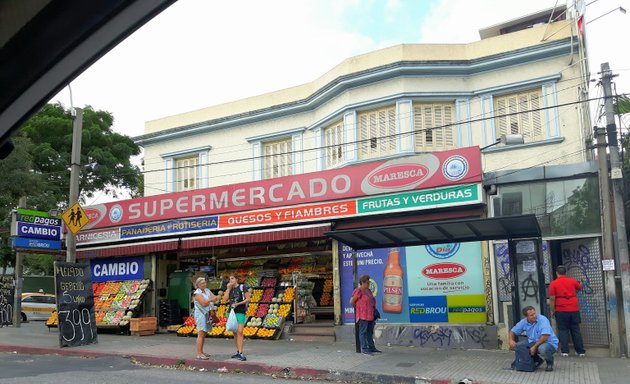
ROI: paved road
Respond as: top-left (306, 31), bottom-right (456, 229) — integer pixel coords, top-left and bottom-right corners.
top-left (0, 353), bottom-right (321, 384)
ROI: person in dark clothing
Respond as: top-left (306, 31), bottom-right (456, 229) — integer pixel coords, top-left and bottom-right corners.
top-left (222, 275), bottom-right (250, 361)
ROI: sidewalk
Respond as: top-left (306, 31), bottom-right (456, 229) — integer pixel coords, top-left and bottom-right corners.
top-left (1, 322), bottom-right (628, 384)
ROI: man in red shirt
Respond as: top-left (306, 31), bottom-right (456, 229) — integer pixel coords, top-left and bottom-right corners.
top-left (549, 265), bottom-right (586, 357)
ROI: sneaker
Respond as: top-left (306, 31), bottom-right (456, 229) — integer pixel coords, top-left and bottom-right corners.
top-left (370, 348), bottom-right (382, 353)
top-left (362, 351), bottom-right (374, 356)
top-left (237, 353), bottom-right (247, 361)
top-left (578, 353), bottom-right (586, 357)
top-left (231, 352), bottom-right (240, 359)
top-left (561, 353), bottom-right (569, 357)
top-left (545, 364), bottom-right (554, 372)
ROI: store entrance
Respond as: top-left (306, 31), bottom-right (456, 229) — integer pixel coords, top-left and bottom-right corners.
top-left (173, 240), bottom-right (334, 340)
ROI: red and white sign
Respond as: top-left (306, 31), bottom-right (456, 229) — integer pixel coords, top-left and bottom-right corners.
top-left (220, 200), bottom-right (356, 228)
top-left (83, 147), bottom-right (481, 230)
top-left (422, 262), bottom-right (467, 280)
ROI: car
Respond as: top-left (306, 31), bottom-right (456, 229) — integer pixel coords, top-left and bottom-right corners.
top-left (20, 293), bottom-right (56, 321)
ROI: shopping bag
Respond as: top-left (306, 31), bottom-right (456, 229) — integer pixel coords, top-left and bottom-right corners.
top-left (209, 310), bottom-right (220, 325)
top-left (226, 308), bottom-right (238, 332)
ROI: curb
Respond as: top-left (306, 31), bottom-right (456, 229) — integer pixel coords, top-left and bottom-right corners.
top-left (0, 343), bottom-right (466, 384)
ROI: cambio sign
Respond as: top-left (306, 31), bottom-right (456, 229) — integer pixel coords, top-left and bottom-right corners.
top-left (84, 147), bottom-right (481, 229)
top-left (90, 256), bottom-right (143, 282)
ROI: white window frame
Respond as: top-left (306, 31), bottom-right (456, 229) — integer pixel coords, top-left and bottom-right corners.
top-left (357, 106), bottom-right (397, 160)
top-left (494, 88), bottom-right (544, 142)
top-left (323, 120), bottom-right (345, 169)
top-left (160, 146), bottom-right (210, 192)
top-left (413, 102), bottom-right (455, 151)
top-left (262, 137), bottom-right (293, 179)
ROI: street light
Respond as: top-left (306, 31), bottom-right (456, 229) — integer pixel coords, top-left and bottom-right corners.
top-left (481, 134), bottom-right (525, 150)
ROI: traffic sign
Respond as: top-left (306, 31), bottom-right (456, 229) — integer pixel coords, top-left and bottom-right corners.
top-left (62, 203), bottom-right (89, 234)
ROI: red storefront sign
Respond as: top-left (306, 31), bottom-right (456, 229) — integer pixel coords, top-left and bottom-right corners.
top-left (83, 147), bottom-right (481, 230)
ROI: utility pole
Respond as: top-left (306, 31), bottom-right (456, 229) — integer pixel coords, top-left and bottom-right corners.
top-left (601, 62), bottom-right (630, 356)
top-left (12, 197), bottom-right (27, 327)
top-left (66, 108), bottom-right (83, 263)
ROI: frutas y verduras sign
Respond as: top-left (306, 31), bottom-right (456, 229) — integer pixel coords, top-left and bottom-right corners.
top-left (83, 147), bottom-right (481, 229)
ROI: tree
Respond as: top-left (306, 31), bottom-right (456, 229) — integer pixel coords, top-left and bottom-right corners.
top-left (19, 103), bottom-right (143, 208)
top-left (0, 103), bottom-right (143, 269)
top-left (0, 136), bottom-right (48, 270)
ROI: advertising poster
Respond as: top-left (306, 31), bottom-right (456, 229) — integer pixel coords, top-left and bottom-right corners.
top-left (406, 242), bottom-right (486, 323)
top-left (340, 243), bottom-right (410, 324)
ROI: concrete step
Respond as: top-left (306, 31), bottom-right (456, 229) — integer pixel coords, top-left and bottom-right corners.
top-left (286, 321), bottom-right (336, 342)
top-left (291, 326), bottom-right (335, 337)
top-left (288, 334), bottom-right (336, 343)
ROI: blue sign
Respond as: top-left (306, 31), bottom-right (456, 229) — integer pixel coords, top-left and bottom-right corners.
top-left (409, 296), bottom-right (448, 322)
top-left (13, 237), bottom-right (62, 250)
top-left (90, 256), bottom-right (144, 282)
top-left (120, 216), bottom-right (218, 239)
top-left (17, 222), bottom-right (61, 240)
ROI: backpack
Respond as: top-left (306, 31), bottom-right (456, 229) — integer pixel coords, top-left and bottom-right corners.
top-left (512, 342), bottom-right (536, 372)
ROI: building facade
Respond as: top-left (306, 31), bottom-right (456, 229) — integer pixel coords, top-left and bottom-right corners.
top-left (79, 6), bottom-right (611, 352)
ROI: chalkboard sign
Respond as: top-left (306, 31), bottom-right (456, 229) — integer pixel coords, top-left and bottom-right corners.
top-left (0, 275), bottom-right (14, 327)
top-left (54, 262), bottom-right (98, 347)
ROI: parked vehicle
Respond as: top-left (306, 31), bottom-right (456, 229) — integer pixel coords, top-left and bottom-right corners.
top-left (20, 292), bottom-right (56, 321)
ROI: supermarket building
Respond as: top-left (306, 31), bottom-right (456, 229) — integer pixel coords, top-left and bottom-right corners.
top-left (76, 7), bottom-right (610, 352)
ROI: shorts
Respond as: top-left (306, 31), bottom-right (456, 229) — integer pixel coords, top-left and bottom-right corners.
top-left (194, 312), bottom-right (209, 332)
top-left (236, 313), bottom-right (246, 325)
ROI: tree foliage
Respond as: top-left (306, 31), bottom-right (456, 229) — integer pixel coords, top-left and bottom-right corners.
top-left (20, 103), bottom-right (143, 207)
top-left (0, 103), bottom-right (143, 269)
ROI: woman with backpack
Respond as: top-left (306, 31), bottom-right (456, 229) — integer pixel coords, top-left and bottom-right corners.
top-left (223, 274), bottom-right (251, 361)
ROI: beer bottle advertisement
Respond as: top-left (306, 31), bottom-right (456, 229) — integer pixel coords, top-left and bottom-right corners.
top-left (339, 243), bottom-right (410, 323)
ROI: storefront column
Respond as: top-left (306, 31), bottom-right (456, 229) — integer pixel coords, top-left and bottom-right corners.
top-left (332, 239), bottom-right (342, 326)
top-left (481, 242), bottom-right (495, 324)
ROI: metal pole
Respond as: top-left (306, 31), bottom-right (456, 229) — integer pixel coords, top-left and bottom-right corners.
top-left (595, 122), bottom-right (621, 357)
top-left (601, 62), bottom-right (630, 356)
top-left (66, 108), bottom-right (83, 263)
top-left (12, 197), bottom-right (27, 327)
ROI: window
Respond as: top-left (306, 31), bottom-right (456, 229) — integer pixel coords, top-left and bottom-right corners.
top-left (357, 106), bottom-right (396, 159)
top-left (413, 103), bottom-right (454, 151)
top-left (494, 89), bottom-right (544, 142)
top-left (324, 121), bottom-right (344, 168)
top-left (175, 156), bottom-right (198, 192)
top-left (495, 177), bottom-right (601, 237)
top-left (263, 138), bottom-right (293, 179)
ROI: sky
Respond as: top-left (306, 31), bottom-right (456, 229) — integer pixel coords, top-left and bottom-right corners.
top-left (49, 0), bottom-right (630, 204)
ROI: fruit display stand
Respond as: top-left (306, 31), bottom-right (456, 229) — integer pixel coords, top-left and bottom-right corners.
top-left (45, 279), bottom-right (152, 331)
top-left (93, 279), bottom-right (151, 330)
top-left (177, 283), bottom-right (294, 340)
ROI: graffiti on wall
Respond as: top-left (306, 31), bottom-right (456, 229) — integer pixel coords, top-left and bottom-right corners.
top-left (494, 243), bottom-right (512, 302)
top-left (494, 241), bottom-right (551, 302)
top-left (376, 324), bottom-right (498, 349)
top-left (561, 238), bottom-right (608, 346)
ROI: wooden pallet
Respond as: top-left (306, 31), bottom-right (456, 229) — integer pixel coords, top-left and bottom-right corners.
top-left (130, 317), bottom-right (157, 334)
top-left (131, 329), bottom-right (155, 336)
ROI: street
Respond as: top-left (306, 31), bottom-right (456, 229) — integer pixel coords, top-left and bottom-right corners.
top-left (0, 353), bottom-right (323, 384)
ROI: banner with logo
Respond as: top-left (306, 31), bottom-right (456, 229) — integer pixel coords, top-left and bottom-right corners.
top-left (340, 244), bottom-right (410, 324)
top-left (406, 242), bottom-right (485, 322)
top-left (341, 242), bottom-right (486, 324)
top-left (84, 147), bottom-right (481, 230)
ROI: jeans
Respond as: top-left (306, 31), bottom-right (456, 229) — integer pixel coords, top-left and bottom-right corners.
top-left (556, 311), bottom-right (586, 354)
top-left (516, 340), bottom-right (556, 365)
top-left (358, 320), bottom-right (375, 352)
